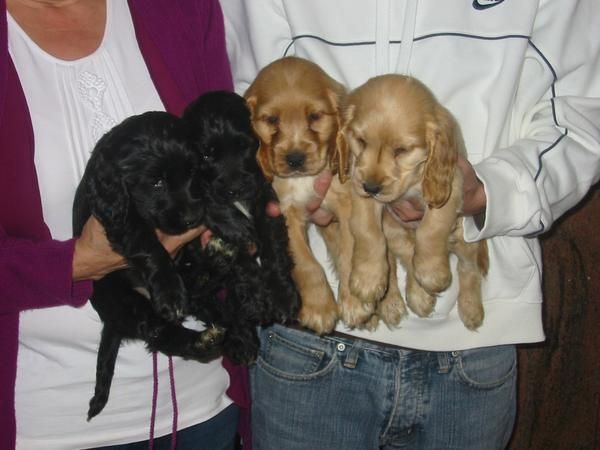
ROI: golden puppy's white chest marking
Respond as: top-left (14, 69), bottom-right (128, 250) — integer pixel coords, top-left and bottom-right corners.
top-left (273, 175), bottom-right (319, 211)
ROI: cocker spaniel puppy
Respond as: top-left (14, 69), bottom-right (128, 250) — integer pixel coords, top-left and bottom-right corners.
top-left (181, 90), bottom-right (300, 361)
top-left (342, 74), bottom-right (488, 330)
top-left (245, 57), bottom-right (381, 333)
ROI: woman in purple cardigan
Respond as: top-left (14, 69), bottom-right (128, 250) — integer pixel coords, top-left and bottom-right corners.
top-left (0, 0), bottom-right (249, 448)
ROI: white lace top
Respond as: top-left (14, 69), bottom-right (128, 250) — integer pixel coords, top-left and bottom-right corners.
top-left (9, 1), bottom-right (231, 448)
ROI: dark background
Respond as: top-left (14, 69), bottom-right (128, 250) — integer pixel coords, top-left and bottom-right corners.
top-left (508, 186), bottom-right (600, 450)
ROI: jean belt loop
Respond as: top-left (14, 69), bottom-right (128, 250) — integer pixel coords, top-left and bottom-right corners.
top-left (342, 341), bottom-right (361, 369)
top-left (436, 351), bottom-right (452, 374)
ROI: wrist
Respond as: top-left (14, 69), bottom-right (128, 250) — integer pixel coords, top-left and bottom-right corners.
top-left (72, 237), bottom-right (124, 281)
top-left (463, 177), bottom-right (487, 217)
top-left (72, 238), bottom-right (92, 281)
top-left (463, 177), bottom-right (487, 230)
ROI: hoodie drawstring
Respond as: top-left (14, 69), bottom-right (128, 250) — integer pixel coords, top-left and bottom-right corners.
top-left (375, 0), bottom-right (391, 75)
top-left (148, 353), bottom-right (178, 450)
top-left (397, 0), bottom-right (419, 75)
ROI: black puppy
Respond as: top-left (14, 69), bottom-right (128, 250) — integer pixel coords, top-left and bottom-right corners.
top-left (179, 90), bottom-right (300, 365)
top-left (73, 111), bottom-right (256, 420)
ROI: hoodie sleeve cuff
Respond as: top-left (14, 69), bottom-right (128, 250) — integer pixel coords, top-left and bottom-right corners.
top-left (463, 157), bottom-right (541, 242)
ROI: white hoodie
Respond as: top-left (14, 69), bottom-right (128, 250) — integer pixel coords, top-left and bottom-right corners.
top-left (221, 0), bottom-right (600, 350)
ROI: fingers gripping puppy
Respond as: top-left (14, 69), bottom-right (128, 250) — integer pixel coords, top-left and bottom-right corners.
top-left (246, 57), bottom-right (372, 334)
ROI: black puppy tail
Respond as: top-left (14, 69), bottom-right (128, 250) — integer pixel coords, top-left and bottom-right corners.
top-left (88, 326), bottom-right (122, 421)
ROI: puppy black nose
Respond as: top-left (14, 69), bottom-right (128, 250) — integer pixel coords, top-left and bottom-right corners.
top-left (286, 152), bottom-right (305, 169)
top-left (362, 182), bottom-right (382, 196)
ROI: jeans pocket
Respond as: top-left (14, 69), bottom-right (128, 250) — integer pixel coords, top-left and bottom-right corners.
top-left (255, 326), bottom-right (338, 381)
top-left (453, 345), bottom-right (517, 389)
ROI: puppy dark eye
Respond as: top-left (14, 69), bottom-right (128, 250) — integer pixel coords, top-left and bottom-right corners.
top-left (357, 137), bottom-right (367, 148)
top-left (265, 115), bottom-right (279, 126)
top-left (307, 112), bottom-right (322, 123)
top-left (202, 146), bottom-right (216, 161)
top-left (394, 146), bottom-right (408, 156)
top-left (153, 179), bottom-right (164, 189)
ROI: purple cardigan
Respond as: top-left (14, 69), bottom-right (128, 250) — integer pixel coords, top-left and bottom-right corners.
top-left (0, 1), bottom-right (249, 448)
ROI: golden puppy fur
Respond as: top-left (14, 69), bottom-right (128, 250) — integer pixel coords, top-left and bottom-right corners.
top-left (342, 74), bottom-right (488, 330)
top-left (246, 56), bottom-right (382, 334)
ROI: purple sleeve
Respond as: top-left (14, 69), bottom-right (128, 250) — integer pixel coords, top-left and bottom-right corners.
top-left (198, 0), bottom-right (234, 92)
top-left (128, 0), bottom-right (233, 112)
top-left (0, 225), bottom-right (92, 314)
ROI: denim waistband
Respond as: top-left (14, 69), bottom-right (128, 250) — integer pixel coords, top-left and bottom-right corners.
top-left (267, 323), bottom-right (455, 372)
top-left (282, 323), bottom-right (428, 354)
top-left (285, 322), bottom-right (413, 350)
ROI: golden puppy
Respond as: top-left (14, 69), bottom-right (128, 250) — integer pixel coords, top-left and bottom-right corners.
top-left (342, 74), bottom-right (488, 330)
top-left (245, 56), bottom-right (378, 333)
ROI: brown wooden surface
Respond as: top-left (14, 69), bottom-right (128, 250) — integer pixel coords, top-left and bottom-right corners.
top-left (508, 186), bottom-right (600, 450)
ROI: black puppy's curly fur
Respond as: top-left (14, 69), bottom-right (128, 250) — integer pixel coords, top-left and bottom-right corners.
top-left (179, 91), bottom-right (300, 364)
top-left (74, 94), bottom-right (298, 421)
top-left (74, 110), bottom-right (259, 420)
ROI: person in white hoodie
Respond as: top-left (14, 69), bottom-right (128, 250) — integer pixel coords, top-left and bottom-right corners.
top-left (220, 1), bottom-right (600, 448)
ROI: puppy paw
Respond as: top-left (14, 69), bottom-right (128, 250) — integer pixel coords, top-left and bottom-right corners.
top-left (406, 278), bottom-right (437, 318)
top-left (338, 292), bottom-right (376, 329)
top-left (339, 302), bottom-right (376, 329)
top-left (356, 314), bottom-right (381, 332)
top-left (349, 259), bottom-right (389, 303)
top-left (458, 292), bottom-right (484, 331)
top-left (190, 325), bottom-right (226, 362)
top-left (153, 277), bottom-right (189, 322)
top-left (196, 325), bottom-right (226, 347)
top-left (298, 291), bottom-right (339, 335)
top-left (377, 290), bottom-right (407, 329)
top-left (413, 254), bottom-right (451, 294)
top-left (156, 304), bottom-right (182, 323)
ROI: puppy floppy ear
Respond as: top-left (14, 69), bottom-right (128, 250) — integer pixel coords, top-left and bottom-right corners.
top-left (245, 95), bottom-right (274, 182)
top-left (256, 143), bottom-right (274, 182)
top-left (327, 84), bottom-right (349, 183)
top-left (335, 102), bottom-right (355, 184)
top-left (88, 154), bottom-right (131, 231)
top-left (422, 104), bottom-right (459, 209)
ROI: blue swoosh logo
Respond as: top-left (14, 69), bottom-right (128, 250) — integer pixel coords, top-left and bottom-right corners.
top-left (473, 0), bottom-right (505, 10)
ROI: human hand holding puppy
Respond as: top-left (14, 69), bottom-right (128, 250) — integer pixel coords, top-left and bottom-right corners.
top-left (73, 216), bottom-right (208, 281)
top-left (388, 154), bottom-right (487, 226)
top-left (299, 155), bottom-right (486, 227)
top-left (262, 171), bottom-right (335, 226)
top-left (73, 195), bottom-right (287, 282)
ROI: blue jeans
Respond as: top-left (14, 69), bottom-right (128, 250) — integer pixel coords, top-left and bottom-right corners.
top-left (89, 403), bottom-right (240, 450)
top-left (251, 324), bottom-right (516, 450)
